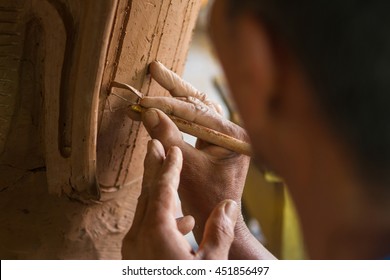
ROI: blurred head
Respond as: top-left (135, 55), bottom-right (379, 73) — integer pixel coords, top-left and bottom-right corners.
top-left (210, 0), bottom-right (390, 192)
top-left (209, 0), bottom-right (390, 259)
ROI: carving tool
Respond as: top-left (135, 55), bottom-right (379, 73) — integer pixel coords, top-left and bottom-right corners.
top-left (111, 82), bottom-right (252, 156)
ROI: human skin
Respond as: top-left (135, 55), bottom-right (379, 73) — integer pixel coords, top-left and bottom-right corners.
top-left (123, 0), bottom-right (390, 259)
top-left (208, 0), bottom-right (390, 259)
top-left (122, 60), bottom-right (274, 259)
top-left (122, 140), bottom-right (240, 260)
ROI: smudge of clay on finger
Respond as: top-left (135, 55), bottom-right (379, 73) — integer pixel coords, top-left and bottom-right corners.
top-left (174, 96), bottom-right (220, 115)
top-left (140, 96), bottom-right (216, 124)
top-left (150, 61), bottom-right (223, 115)
top-left (150, 61), bottom-right (205, 101)
top-left (206, 102), bottom-right (224, 116)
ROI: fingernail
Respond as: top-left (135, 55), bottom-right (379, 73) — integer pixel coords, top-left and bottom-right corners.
top-left (143, 109), bottom-right (160, 129)
top-left (155, 60), bottom-right (167, 69)
top-left (223, 200), bottom-right (238, 218)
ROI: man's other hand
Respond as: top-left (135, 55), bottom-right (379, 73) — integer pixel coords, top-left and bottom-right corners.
top-left (122, 140), bottom-right (239, 259)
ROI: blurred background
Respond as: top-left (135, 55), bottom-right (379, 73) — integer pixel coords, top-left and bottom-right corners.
top-left (182, 0), bottom-right (307, 260)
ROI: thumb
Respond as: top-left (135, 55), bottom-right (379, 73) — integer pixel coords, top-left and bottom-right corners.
top-left (142, 108), bottom-right (199, 163)
top-left (197, 200), bottom-right (239, 260)
top-left (142, 108), bottom-right (184, 151)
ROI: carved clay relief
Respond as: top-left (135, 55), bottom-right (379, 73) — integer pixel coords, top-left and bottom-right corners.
top-left (0, 0), bottom-right (200, 259)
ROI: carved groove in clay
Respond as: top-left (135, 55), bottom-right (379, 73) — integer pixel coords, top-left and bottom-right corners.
top-left (0, 0), bottom-right (201, 259)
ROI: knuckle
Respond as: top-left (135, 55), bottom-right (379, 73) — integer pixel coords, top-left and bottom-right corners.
top-left (195, 103), bottom-right (209, 114)
top-left (187, 97), bottom-right (211, 115)
top-left (223, 121), bottom-right (249, 142)
top-left (214, 104), bottom-right (224, 115)
top-left (175, 97), bottom-right (187, 102)
top-left (196, 91), bottom-right (208, 101)
top-left (214, 220), bottom-right (235, 242)
top-left (186, 96), bottom-right (199, 105)
top-left (238, 127), bottom-right (250, 142)
top-left (162, 102), bottom-right (174, 115)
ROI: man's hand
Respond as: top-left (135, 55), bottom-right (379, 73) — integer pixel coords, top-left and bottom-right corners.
top-left (124, 62), bottom-right (275, 260)
top-left (122, 139), bottom-right (239, 259)
top-left (139, 61), bottom-right (251, 243)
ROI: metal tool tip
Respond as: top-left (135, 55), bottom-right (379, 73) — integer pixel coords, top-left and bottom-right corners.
top-left (111, 81), bottom-right (144, 99)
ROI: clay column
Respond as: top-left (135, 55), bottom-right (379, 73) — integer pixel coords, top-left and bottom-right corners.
top-left (0, 0), bottom-right (201, 259)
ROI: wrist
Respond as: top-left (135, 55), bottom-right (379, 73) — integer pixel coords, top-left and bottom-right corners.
top-left (229, 213), bottom-right (277, 260)
top-left (234, 212), bottom-right (251, 241)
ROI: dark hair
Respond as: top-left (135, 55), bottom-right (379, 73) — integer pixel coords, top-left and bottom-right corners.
top-left (229, 0), bottom-right (390, 186)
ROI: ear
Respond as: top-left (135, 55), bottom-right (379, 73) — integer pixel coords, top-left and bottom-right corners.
top-left (225, 13), bottom-right (314, 139)
top-left (219, 12), bottom-right (319, 170)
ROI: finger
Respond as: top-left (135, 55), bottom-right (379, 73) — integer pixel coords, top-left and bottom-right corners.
top-left (150, 61), bottom-right (215, 106)
top-left (141, 97), bottom-right (246, 141)
top-left (129, 140), bottom-right (166, 233)
top-left (197, 200), bottom-right (239, 260)
top-left (142, 108), bottom-right (209, 170)
top-left (141, 95), bottom-right (216, 123)
top-left (143, 139), bottom-right (165, 191)
top-left (176, 215), bottom-right (195, 235)
top-left (214, 103), bottom-right (224, 115)
top-left (172, 97), bottom-right (223, 115)
top-left (141, 96), bottom-right (211, 115)
top-left (142, 108), bottom-right (195, 152)
top-left (146, 147), bottom-right (183, 226)
top-left (178, 95), bottom-right (223, 116)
